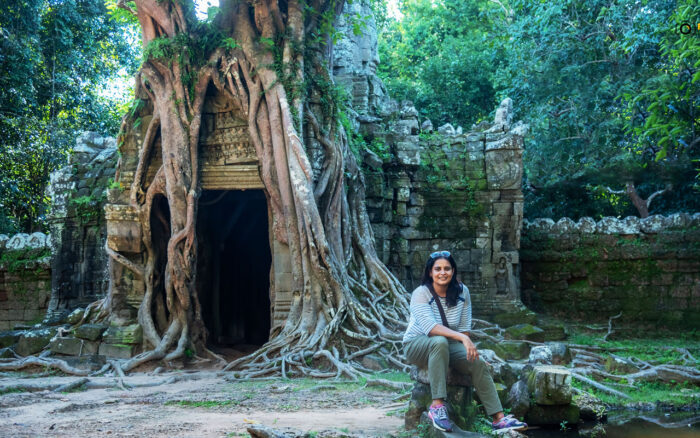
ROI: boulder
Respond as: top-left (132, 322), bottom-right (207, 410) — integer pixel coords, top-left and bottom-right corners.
top-left (490, 361), bottom-right (518, 389)
top-left (528, 345), bottom-right (552, 364)
top-left (0, 330), bottom-right (22, 348)
top-left (0, 347), bottom-right (15, 358)
top-left (438, 123), bottom-right (456, 136)
top-left (16, 328), bottom-right (56, 356)
top-left (61, 354), bottom-right (107, 371)
top-left (360, 354), bottom-right (387, 371)
top-left (493, 309), bottom-right (537, 327)
top-left (74, 324), bottom-right (107, 341)
top-left (527, 365), bottom-right (573, 405)
top-left (421, 119), bottom-right (434, 133)
top-left (505, 324), bottom-right (545, 343)
top-left (545, 342), bottom-right (571, 365)
top-left (66, 308), bottom-right (85, 325)
top-left (479, 340), bottom-right (530, 361)
top-left (506, 380), bottom-right (530, 418)
top-left (575, 392), bottom-right (607, 421)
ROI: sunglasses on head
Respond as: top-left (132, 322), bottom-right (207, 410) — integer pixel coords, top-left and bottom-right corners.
top-left (430, 251), bottom-right (451, 259)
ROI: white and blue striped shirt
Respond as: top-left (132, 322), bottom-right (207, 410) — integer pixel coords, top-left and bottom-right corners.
top-left (403, 284), bottom-right (472, 343)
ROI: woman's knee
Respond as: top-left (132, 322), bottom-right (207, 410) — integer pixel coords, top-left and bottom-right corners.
top-left (429, 336), bottom-right (449, 353)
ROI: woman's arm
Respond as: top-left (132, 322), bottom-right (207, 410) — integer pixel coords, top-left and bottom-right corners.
top-left (429, 324), bottom-right (479, 361)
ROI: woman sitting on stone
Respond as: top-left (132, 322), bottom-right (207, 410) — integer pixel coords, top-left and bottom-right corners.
top-left (403, 251), bottom-right (527, 433)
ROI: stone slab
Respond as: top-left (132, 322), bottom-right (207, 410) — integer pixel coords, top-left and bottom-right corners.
top-left (50, 337), bottom-right (100, 356)
top-left (74, 324), bottom-right (107, 341)
top-left (98, 343), bottom-right (135, 359)
top-left (527, 365), bottom-right (572, 405)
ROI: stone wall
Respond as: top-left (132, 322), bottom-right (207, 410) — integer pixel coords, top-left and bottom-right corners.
top-left (0, 233), bottom-right (51, 330)
top-left (520, 214), bottom-right (700, 330)
top-left (45, 132), bottom-right (117, 319)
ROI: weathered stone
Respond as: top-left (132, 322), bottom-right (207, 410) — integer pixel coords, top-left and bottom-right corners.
top-left (438, 123), bottom-right (455, 136)
top-left (50, 336), bottom-right (100, 355)
top-left (575, 392), bottom-right (607, 421)
top-left (16, 328), bottom-right (56, 356)
top-left (545, 342), bottom-right (571, 365)
top-left (411, 366), bottom-right (473, 387)
top-left (74, 324), bottom-right (107, 341)
top-left (528, 345), bottom-right (552, 364)
top-left (0, 347), bottom-right (15, 358)
top-left (479, 340), bottom-right (530, 361)
top-left (525, 403), bottom-right (580, 426)
top-left (506, 380), bottom-right (530, 418)
top-left (98, 343), bottom-right (135, 359)
top-left (0, 330), bottom-right (22, 348)
top-left (66, 308), bottom-right (85, 325)
top-left (526, 365), bottom-right (572, 405)
top-left (102, 324), bottom-right (142, 345)
top-left (360, 354), bottom-right (387, 371)
top-left (537, 320), bottom-right (568, 341)
top-left (421, 119), bottom-right (434, 133)
top-left (490, 361), bottom-right (518, 389)
top-left (505, 324), bottom-right (545, 343)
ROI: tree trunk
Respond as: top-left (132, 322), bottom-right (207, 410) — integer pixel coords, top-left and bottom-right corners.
top-left (109, 0), bottom-right (408, 377)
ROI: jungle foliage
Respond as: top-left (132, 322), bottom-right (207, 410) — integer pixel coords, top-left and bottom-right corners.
top-left (378, 0), bottom-right (700, 219)
top-left (0, 0), bottom-right (139, 233)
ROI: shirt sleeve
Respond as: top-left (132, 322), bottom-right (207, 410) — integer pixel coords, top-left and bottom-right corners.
top-left (410, 286), bottom-right (438, 335)
top-left (456, 284), bottom-right (472, 333)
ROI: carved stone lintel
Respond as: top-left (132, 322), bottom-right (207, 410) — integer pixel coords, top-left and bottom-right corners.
top-left (105, 204), bottom-right (142, 253)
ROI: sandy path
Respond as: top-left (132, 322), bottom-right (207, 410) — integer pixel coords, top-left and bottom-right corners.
top-left (0, 372), bottom-right (406, 437)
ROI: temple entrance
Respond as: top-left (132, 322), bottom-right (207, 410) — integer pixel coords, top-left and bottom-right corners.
top-left (196, 190), bottom-right (271, 351)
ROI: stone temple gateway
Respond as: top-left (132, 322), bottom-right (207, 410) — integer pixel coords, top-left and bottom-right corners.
top-left (105, 90), bottom-right (296, 349)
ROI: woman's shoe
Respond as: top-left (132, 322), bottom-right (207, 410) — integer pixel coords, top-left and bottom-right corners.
top-left (492, 414), bottom-right (528, 432)
top-left (427, 404), bottom-right (453, 432)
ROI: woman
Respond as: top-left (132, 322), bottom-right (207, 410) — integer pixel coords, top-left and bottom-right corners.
top-left (403, 250), bottom-right (527, 433)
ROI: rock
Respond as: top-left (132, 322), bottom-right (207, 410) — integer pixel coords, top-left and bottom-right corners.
top-left (490, 361), bottom-right (518, 389)
top-left (505, 324), bottom-right (545, 343)
top-left (360, 354), bottom-right (387, 371)
top-left (578, 423), bottom-right (607, 438)
top-left (421, 119), bottom-right (434, 133)
top-left (506, 381), bottom-right (530, 418)
top-left (479, 340), bottom-right (530, 361)
top-left (66, 308), bottom-right (85, 325)
top-left (74, 324), bottom-right (107, 341)
top-left (406, 371), bottom-right (477, 431)
top-left (102, 324), bottom-right (143, 345)
top-left (537, 320), bottom-right (568, 341)
top-left (525, 403), bottom-right (580, 426)
top-left (16, 328), bottom-right (56, 356)
top-left (411, 366), bottom-right (473, 387)
top-left (0, 347), bottom-right (15, 358)
top-left (438, 123), bottom-right (455, 136)
top-left (60, 354), bottom-right (107, 371)
top-left (49, 337), bottom-right (100, 355)
top-left (498, 430), bottom-right (528, 438)
top-left (98, 343), bottom-right (135, 359)
top-left (26, 232), bottom-right (47, 248)
top-left (575, 392), bottom-right (607, 421)
top-left (0, 330), bottom-right (22, 348)
top-left (528, 345), bottom-right (552, 364)
top-left (493, 309), bottom-right (538, 327)
top-left (418, 412), bottom-right (489, 437)
top-left (576, 217), bottom-right (597, 233)
top-left (405, 382), bottom-right (432, 430)
top-left (527, 365), bottom-right (573, 405)
top-left (545, 342), bottom-right (571, 365)
top-left (362, 149), bottom-right (383, 169)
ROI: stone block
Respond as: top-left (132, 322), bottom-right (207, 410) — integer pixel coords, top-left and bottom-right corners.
top-left (61, 354), bottom-right (107, 371)
top-left (0, 347), bottom-right (15, 358)
top-left (506, 380), bottom-right (530, 418)
top-left (528, 345), bottom-right (552, 364)
top-left (50, 337), bottom-right (100, 355)
top-left (16, 328), bottom-right (56, 356)
top-left (479, 340), bottom-right (530, 361)
top-left (527, 365), bottom-right (572, 405)
top-left (505, 324), bottom-right (545, 343)
top-left (0, 330), bottom-right (22, 348)
top-left (493, 309), bottom-right (537, 327)
top-left (102, 324), bottom-right (143, 345)
top-left (98, 343), bottom-right (135, 359)
top-left (545, 342), bottom-right (571, 365)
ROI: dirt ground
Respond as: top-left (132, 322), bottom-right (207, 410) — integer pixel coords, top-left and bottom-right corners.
top-left (0, 370), bottom-right (408, 437)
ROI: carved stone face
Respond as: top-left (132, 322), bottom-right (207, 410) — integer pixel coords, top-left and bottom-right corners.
top-left (430, 258), bottom-right (454, 289)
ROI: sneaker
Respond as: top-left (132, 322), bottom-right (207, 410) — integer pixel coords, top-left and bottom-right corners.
top-left (428, 403), bottom-right (453, 432)
top-left (492, 414), bottom-right (527, 432)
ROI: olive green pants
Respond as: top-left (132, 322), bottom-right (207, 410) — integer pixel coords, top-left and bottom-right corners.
top-left (404, 335), bottom-right (503, 416)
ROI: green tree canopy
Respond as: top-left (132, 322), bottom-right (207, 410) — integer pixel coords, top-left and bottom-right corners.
top-left (0, 0), bottom-right (139, 233)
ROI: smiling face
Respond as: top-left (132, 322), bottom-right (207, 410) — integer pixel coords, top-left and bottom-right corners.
top-left (429, 257), bottom-right (454, 289)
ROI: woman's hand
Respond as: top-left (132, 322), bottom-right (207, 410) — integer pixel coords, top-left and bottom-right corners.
top-left (461, 335), bottom-right (479, 361)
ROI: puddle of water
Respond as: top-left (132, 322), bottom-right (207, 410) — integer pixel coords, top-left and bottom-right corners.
top-left (523, 411), bottom-right (700, 438)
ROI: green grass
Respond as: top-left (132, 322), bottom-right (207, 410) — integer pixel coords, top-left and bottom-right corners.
top-left (572, 378), bottom-right (698, 406)
top-left (568, 332), bottom-right (700, 365)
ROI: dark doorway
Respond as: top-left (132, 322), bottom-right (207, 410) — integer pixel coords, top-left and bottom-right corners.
top-left (196, 190), bottom-right (271, 350)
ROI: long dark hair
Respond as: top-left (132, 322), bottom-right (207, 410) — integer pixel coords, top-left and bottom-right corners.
top-left (421, 253), bottom-right (462, 307)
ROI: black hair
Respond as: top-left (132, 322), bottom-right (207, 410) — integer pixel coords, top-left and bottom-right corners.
top-left (421, 253), bottom-right (462, 307)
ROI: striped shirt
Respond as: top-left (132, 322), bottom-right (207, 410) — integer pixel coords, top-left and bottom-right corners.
top-left (403, 284), bottom-right (472, 343)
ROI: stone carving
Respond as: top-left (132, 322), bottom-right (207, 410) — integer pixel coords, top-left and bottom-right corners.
top-left (200, 112), bottom-right (257, 164)
top-left (495, 256), bottom-right (509, 295)
top-left (105, 204), bottom-right (142, 253)
top-left (524, 213), bottom-right (700, 235)
top-left (26, 232), bottom-right (48, 248)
